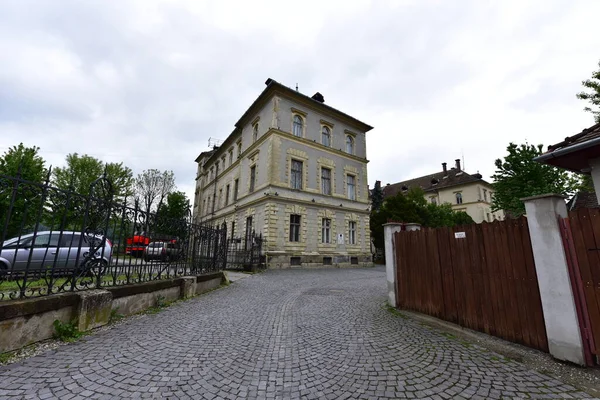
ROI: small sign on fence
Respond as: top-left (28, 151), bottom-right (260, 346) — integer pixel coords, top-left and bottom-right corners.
top-left (454, 232), bottom-right (466, 239)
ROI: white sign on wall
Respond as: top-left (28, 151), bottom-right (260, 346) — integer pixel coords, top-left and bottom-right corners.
top-left (454, 232), bottom-right (466, 239)
top-left (337, 233), bottom-right (344, 244)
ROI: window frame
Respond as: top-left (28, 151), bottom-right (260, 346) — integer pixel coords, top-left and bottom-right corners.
top-left (291, 159), bottom-right (303, 190)
top-left (292, 115), bottom-right (304, 137)
top-left (349, 221), bottom-right (357, 245)
top-left (234, 179), bottom-right (239, 201)
top-left (347, 174), bottom-right (356, 201)
top-left (456, 192), bottom-right (463, 205)
top-left (321, 167), bottom-right (332, 195)
top-left (321, 218), bottom-right (331, 244)
top-left (225, 184), bottom-right (230, 206)
top-left (321, 126), bottom-right (331, 147)
top-left (252, 123), bottom-right (258, 142)
top-left (289, 214), bottom-right (301, 242)
top-left (345, 135), bottom-right (355, 154)
top-left (249, 166), bottom-right (256, 193)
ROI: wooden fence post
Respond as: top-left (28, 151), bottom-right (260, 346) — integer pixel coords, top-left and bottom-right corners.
top-left (522, 194), bottom-right (585, 365)
top-left (384, 222), bottom-right (421, 307)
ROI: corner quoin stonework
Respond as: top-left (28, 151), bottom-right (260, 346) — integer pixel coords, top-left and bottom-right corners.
top-left (0, 267), bottom-right (592, 399)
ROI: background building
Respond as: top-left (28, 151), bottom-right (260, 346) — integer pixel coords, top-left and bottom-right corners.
top-left (382, 160), bottom-right (504, 223)
top-left (193, 78), bottom-right (373, 268)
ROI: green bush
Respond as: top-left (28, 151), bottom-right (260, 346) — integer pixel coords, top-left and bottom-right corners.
top-left (53, 320), bottom-right (83, 342)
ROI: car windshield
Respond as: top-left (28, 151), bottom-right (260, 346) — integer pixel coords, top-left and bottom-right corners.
top-left (149, 242), bottom-right (163, 248)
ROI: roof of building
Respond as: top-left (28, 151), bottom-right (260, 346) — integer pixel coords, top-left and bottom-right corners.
top-left (196, 78), bottom-right (374, 166)
top-left (535, 122), bottom-right (600, 173)
top-left (548, 122), bottom-right (600, 152)
top-left (382, 165), bottom-right (490, 198)
top-left (237, 78), bottom-right (374, 132)
top-left (568, 191), bottom-right (599, 211)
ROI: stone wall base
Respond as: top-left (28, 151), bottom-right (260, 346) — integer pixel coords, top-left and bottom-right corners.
top-left (267, 253), bottom-right (372, 269)
top-left (0, 272), bottom-right (225, 353)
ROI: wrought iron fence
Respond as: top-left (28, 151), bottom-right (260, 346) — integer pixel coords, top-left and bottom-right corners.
top-left (225, 232), bottom-right (265, 271)
top-left (0, 170), bottom-right (262, 301)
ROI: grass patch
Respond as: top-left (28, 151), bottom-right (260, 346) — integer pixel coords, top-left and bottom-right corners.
top-left (109, 308), bottom-right (124, 324)
top-left (146, 295), bottom-right (171, 314)
top-left (0, 350), bottom-right (17, 364)
top-left (441, 332), bottom-right (456, 340)
top-left (53, 320), bottom-right (85, 342)
top-left (385, 304), bottom-right (409, 319)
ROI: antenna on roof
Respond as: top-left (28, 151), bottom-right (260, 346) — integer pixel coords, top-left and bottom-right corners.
top-left (462, 150), bottom-right (465, 171)
top-left (208, 137), bottom-right (224, 149)
top-left (295, 83), bottom-right (298, 91)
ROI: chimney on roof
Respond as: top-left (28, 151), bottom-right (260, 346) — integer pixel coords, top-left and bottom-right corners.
top-left (455, 159), bottom-right (461, 171)
top-left (311, 92), bottom-right (325, 103)
top-left (442, 162), bottom-right (447, 176)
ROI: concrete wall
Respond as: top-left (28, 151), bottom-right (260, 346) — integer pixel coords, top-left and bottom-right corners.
top-left (523, 194), bottom-right (585, 365)
top-left (0, 272), bottom-right (225, 353)
top-left (0, 294), bottom-right (77, 354)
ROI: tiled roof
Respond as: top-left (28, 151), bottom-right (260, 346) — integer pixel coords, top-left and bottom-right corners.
top-left (383, 168), bottom-right (489, 198)
top-left (568, 191), bottom-right (599, 211)
top-left (548, 123), bottom-right (600, 152)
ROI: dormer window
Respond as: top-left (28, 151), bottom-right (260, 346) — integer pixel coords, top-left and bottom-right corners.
top-left (293, 115), bottom-right (303, 137)
top-left (401, 185), bottom-right (408, 193)
top-left (322, 126), bottom-right (331, 147)
top-left (431, 178), bottom-right (439, 186)
top-left (346, 135), bottom-right (354, 154)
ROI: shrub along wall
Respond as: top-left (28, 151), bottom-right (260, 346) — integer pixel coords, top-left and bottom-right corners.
top-left (0, 272), bottom-right (227, 353)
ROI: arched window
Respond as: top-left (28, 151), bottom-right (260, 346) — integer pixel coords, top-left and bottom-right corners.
top-left (456, 192), bottom-right (463, 204)
top-left (322, 126), bottom-right (331, 147)
top-left (346, 135), bottom-right (354, 154)
top-left (253, 123), bottom-right (258, 142)
top-left (293, 115), bottom-right (303, 137)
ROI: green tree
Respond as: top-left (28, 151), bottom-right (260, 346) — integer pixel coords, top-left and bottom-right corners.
top-left (50, 153), bottom-right (133, 230)
top-left (371, 181), bottom-right (384, 212)
top-left (577, 60), bottom-right (600, 123)
top-left (0, 144), bottom-right (47, 238)
top-left (52, 154), bottom-right (133, 199)
top-left (491, 143), bottom-right (579, 216)
top-left (154, 191), bottom-right (190, 239)
top-left (370, 187), bottom-right (474, 252)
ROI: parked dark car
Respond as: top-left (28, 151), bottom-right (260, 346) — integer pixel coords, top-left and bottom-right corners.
top-left (143, 241), bottom-right (183, 262)
top-left (0, 231), bottom-right (112, 277)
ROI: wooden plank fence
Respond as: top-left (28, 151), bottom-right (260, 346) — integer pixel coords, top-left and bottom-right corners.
top-left (568, 208), bottom-right (600, 355)
top-left (394, 216), bottom-right (548, 352)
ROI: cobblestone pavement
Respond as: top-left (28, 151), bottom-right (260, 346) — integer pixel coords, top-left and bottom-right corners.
top-left (0, 267), bottom-right (595, 399)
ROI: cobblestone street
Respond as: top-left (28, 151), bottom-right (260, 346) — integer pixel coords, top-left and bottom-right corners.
top-left (0, 267), bottom-right (594, 399)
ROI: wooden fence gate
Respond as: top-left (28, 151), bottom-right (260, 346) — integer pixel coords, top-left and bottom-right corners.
top-left (394, 217), bottom-right (548, 352)
top-left (565, 208), bottom-right (600, 358)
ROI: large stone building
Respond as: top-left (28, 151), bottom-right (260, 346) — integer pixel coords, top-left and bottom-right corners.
top-left (193, 78), bottom-right (373, 268)
top-left (381, 160), bottom-right (504, 223)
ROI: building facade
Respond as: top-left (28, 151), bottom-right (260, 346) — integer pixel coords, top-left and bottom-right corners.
top-left (193, 79), bottom-right (373, 268)
top-left (381, 160), bottom-right (504, 223)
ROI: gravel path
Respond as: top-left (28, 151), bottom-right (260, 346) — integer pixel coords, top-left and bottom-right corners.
top-left (0, 266), bottom-right (595, 399)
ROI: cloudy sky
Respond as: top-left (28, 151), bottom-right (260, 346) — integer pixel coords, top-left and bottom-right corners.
top-left (1, 0), bottom-right (599, 201)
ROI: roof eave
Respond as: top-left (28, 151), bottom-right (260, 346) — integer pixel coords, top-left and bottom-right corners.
top-left (535, 136), bottom-right (600, 163)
